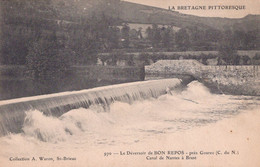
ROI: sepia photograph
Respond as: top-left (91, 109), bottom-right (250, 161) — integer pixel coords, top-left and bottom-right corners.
top-left (0, 0), bottom-right (259, 166)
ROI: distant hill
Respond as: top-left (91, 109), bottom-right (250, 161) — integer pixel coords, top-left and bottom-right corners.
top-left (116, 1), bottom-right (260, 31)
top-left (64, 0), bottom-right (259, 31)
top-left (5, 0), bottom-right (257, 31)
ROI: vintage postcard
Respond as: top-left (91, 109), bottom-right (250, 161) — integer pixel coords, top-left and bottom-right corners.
top-left (0, 0), bottom-right (259, 166)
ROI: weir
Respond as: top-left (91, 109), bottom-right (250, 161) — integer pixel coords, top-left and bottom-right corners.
top-left (0, 78), bottom-right (184, 137)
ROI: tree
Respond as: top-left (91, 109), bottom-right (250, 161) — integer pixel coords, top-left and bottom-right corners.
top-left (241, 55), bottom-right (250, 65)
top-left (252, 54), bottom-right (260, 65)
top-left (65, 13), bottom-right (117, 64)
top-left (26, 32), bottom-right (69, 86)
top-left (205, 28), bottom-right (222, 43)
top-left (121, 23), bottom-right (130, 48)
top-left (217, 29), bottom-right (239, 65)
top-left (175, 28), bottom-right (190, 51)
top-left (161, 26), bottom-right (173, 48)
top-left (151, 24), bottom-right (161, 48)
top-left (108, 52), bottom-right (121, 66)
top-left (66, 25), bottom-right (98, 65)
top-left (244, 30), bottom-right (259, 50)
top-left (145, 26), bottom-right (153, 40)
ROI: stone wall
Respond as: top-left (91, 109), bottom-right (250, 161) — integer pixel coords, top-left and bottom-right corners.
top-left (145, 60), bottom-right (260, 95)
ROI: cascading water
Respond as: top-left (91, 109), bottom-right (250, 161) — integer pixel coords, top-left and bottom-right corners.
top-left (0, 79), bottom-right (183, 136)
top-left (0, 80), bottom-right (259, 167)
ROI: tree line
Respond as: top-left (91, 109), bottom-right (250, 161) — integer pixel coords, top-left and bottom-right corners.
top-left (1, 0), bottom-right (259, 79)
top-left (0, 0), bottom-right (121, 91)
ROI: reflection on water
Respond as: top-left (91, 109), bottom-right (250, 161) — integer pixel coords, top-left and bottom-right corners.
top-left (0, 66), bottom-right (145, 100)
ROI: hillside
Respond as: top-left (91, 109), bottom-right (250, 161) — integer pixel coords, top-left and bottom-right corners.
top-left (3, 0), bottom-right (258, 31)
top-left (1, 0), bottom-right (259, 65)
top-left (117, 1), bottom-right (260, 31)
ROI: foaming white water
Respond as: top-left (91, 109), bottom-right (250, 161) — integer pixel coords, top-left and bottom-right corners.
top-left (181, 81), bottom-right (212, 100)
top-left (0, 81), bottom-right (259, 167)
top-left (0, 78), bottom-right (182, 136)
top-left (5, 81), bottom-right (258, 143)
top-left (23, 110), bottom-right (67, 142)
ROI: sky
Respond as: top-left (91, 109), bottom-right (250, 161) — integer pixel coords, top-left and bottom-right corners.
top-left (124, 0), bottom-right (260, 18)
